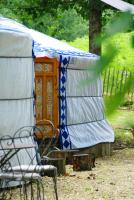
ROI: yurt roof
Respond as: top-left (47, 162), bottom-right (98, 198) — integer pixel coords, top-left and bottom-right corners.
top-left (0, 17), bottom-right (98, 59)
top-left (101, 0), bottom-right (134, 14)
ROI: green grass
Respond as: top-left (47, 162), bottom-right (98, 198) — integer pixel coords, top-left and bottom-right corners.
top-left (107, 110), bottom-right (134, 128)
top-left (114, 129), bottom-right (134, 146)
top-left (107, 110), bottom-right (134, 146)
top-left (66, 31), bottom-right (134, 70)
top-left (68, 36), bottom-right (89, 52)
top-left (102, 31), bottom-right (134, 70)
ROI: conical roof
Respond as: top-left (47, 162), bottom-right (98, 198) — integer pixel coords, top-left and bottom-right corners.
top-left (0, 17), bottom-right (98, 59)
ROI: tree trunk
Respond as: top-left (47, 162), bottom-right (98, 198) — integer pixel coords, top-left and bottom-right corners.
top-left (89, 0), bottom-right (102, 55)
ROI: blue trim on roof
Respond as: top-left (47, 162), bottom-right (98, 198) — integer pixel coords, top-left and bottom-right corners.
top-left (0, 17), bottom-right (98, 58)
top-left (0, 27), bottom-right (25, 34)
top-left (33, 41), bottom-right (98, 58)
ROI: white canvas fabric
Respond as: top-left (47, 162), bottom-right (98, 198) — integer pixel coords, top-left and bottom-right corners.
top-left (68, 120), bottom-right (114, 149)
top-left (0, 30), bottom-right (32, 56)
top-left (66, 70), bottom-right (103, 97)
top-left (65, 56), bottom-right (114, 148)
top-left (101, 0), bottom-right (134, 14)
top-left (67, 97), bottom-right (104, 125)
top-left (0, 99), bottom-right (34, 136)
top-left (0, 18), bottom-right (80, 54)
top-left (0, 30), bottom-right (34, 134)
top-left (0, 58), bottom-right (33, 99)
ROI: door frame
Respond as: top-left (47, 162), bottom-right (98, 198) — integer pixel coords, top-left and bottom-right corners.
top-left (34, 57), bottom-right (59, 130)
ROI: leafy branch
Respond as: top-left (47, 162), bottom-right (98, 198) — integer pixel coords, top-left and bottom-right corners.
top-left (85, 12), bottom-right (134, 115)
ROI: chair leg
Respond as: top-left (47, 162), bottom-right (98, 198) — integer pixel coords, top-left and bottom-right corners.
top-left (37, 180), bottom-right (42, 200)
top-left (23, 181), bottom-right (28, 200)
top-left (34, 179), bottom-right (46, 200)
top-left (53, 176), bottom-right (58, 200)
top-left (19, 184), bottom-right (23, 200)
top-left (30, 181), bottom-right (34, 200)
top-left (40, 181), bottom-right (45, 200)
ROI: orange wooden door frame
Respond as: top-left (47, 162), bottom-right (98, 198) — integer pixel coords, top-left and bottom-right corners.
top-left (34, 57), bottom-right (59, 134)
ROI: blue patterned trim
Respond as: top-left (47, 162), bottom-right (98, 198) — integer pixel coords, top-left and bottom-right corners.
top-left (59, 55), bottom-right (72, 149)
top-left (33, 41), bottom-right (97, 58)
top-left (0, 17), bottom-right (98, 58)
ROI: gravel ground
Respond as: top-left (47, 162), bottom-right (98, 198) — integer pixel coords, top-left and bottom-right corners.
top-left (44, 148), bottom-right (134, 200)
top-left (10, 148), bottom-right (134, 200)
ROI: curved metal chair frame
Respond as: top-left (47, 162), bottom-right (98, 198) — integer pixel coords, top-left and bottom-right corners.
top-left (0, 134), bottom-right (44, 200)
top-left (0, 122), bottom-right (59, 200)
top-left (35, 119), bottom-right (59, 156)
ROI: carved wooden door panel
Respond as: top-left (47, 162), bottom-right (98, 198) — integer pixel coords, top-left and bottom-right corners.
top-left (34, 58), bottom-right (58, 137)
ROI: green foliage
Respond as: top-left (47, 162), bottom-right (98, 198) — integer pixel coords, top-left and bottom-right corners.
top-left (67, 32), bottom-right (134, 70)
top-left (1, 0), bottom-right (133, 42)
top-left (85, 12), bottom-right (134, 115)
top-left (105, 75), bottom-right (134, 115)
top-left (54, 8), bottom-right (88, 41)
top-left (102, 9), bottom-right (117, 29)
top-left (108, 110), bottom-right (134, 146)
top-left (0, 1), bottom-right (88, 41)
top-left (29, 12), bottom-right (59, 36)
top-left (102, 32), bottom-right (134, 70)
top-left (114, 129), bottom-right (134, 146)
top-left (123, 113), bottom-right (134, 130)
top-left (107, 110), bottom-right (134, 126)
top-left (68, 36), bottom-right (89, 51)
top-left (0, 3), bottom-right (18, 20)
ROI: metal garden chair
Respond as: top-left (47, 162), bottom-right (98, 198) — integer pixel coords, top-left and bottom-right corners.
top-left (3, 125), bottom-right (58, 200)
top-left (0, 134), bottom-right (44, 200)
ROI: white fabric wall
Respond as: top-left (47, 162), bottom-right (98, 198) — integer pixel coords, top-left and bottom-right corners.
top-left (67, 97), bottom-right (104, 125)
top-left (0, 31), bottom-right (34, 136)
top-left (0, 58), bottom-right (33, 99)
top-left (0, 31), bottom-right (32, 57)
top-left (66, 56), bottom-right (114, 149)
top-left (0, 100), bottom-right (34, 136)
top-left (0, 30), bottom-right (35, 187)
top-left (68, 120), bottom-right (114, 149)
top-left (66, 69), bottom-right (103, 97)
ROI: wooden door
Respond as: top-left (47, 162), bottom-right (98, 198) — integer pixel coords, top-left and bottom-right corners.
top-left (34, 57), bottom-right (59, 137)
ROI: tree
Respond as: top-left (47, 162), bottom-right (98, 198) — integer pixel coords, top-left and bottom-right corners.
top-left (0, 0), bottom-right (105, 53)
top-left (50, 0), bottom-right (134, 54)
top-left (1, 0), bottom-right (133, 54)
top-left (54, 8), bottom-right (88, 41)
top-left (89, 0), bottom-right (102, 54)
top-left (0, 1), bottom-right (88, 41)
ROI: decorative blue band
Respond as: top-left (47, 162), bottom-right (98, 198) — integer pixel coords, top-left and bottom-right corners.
top-left (59, 55), bottom-right (71, 149)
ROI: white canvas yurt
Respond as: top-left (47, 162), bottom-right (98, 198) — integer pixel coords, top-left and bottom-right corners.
top-left (0, 17), bottom-right (114, 150)
top-left (0, 28), bottom-right (34, 136)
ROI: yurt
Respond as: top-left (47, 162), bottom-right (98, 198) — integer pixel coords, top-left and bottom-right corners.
top-left (0, 17), bottom-right (114, 150)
